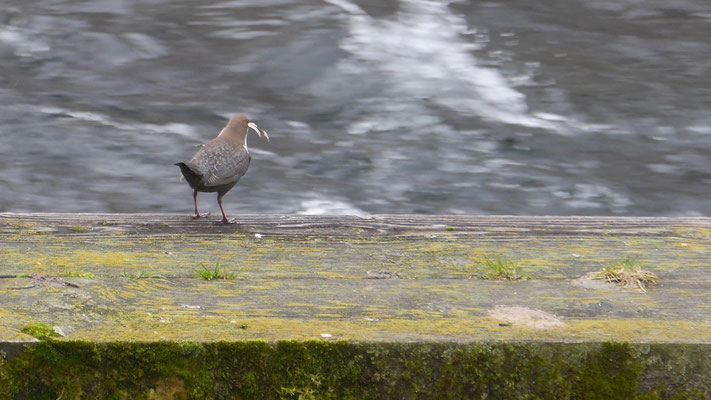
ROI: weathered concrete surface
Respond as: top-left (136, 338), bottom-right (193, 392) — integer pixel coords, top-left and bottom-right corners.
top-left (2, 213), bottom-right (711, 398)
top-left (1, 213), bottom-right (710, 343)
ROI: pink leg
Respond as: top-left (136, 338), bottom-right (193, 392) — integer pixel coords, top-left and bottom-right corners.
top-left (191, 191), bottom-right (210, 219)
top-left (215, 194), bottom-right (236, 224)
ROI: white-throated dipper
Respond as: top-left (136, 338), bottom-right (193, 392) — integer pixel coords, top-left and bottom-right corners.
top-left (175, 114), bottom-right (269, 224)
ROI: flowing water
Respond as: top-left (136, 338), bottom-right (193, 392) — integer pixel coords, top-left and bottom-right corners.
top-left (1, 0), bottom-right (710, 215)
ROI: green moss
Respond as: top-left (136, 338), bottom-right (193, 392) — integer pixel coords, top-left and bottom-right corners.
top-left (573, 342), bottom-right (643, 399)
top-left (20, 323), bottom-right (60, 340)
top-left (63, 269), bottom-right (95, 278)
top-left (69, 226), bottom-right (87, 233)
top-left (1, 341), bottom-right (709, 399)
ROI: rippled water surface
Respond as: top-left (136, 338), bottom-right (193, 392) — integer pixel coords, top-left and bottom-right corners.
top-left (1, 0), bottom-right (710, 215)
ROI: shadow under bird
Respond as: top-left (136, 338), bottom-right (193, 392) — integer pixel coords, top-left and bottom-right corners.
top-left (175, 114), bottom-right (269, 224)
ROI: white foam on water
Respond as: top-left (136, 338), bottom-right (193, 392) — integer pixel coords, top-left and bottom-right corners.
top-left (686, 125), bottom-right (711, 135)
top-left (200, 0), bottom-right (294, 9)
top-left (210, 29), bottom-right (278, 40)
top-left (37, 106), bottom-right (197, 138)
top-left (205, 18), bottom-right (289, 27)
top-left (297, 198), bottom-right (366, 215)
top-left (325, 0), bottom-right (571, 131)
top-left (552, 183), bottom-right (632, 213)
top-left (325, 0), bottom-right (365, 15)
top-left (0, 26), bottom-right (50, 57)
top-left (121, 33), bottom-right (168, 59)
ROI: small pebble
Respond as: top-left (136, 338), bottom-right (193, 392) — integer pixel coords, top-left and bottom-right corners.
top-left (255, 233), bottom-right (263, 239)
top-left (320, 333), bottom-right (332, 338)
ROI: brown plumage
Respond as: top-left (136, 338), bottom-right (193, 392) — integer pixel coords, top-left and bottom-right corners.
top-left (175, 114), bottom-right (269, 224)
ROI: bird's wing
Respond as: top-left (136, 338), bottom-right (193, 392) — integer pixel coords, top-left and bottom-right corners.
top-left (190, 141), bottom-right (251, 188)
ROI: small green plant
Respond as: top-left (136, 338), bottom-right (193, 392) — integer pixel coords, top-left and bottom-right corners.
top-left (195, 261), bottom-right (240, 280)
top-left (279, 374), bottom-right (324, 399)
top-left (121, 271), bottom-right (165, 279)
top-left (279, 386), bottom-right (318, 400)
top-left (63, 269), bottom-right (95, 278)
top-left (444, 226), bottom-right (455, 231)
top-left (20, 322), bottom-right (60, 340)
top-left (483, 256), bottom-right (531, 280)
top-left (69, 225), bottom-right (87, 233)
top-left (592, 257), bottom-right (657, 292)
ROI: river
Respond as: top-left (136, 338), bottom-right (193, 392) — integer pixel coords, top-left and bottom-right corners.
top-left (1, 0), bottom-right (710, 216)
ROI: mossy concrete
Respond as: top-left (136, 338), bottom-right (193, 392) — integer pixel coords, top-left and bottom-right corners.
top-left (1, 213), bottom-right (711, 397)
top-left (1, 341), bottom-right (710, 399)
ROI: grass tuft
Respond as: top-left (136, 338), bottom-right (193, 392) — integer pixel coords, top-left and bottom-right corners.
top-left (592, 257), bottom-right (657, 292)
top-left (63, 269), bottom-right (95, 278)
top-left (69, 226), bottom-right (87, 233)
top-left (195, 261), bottom-right (240, 280)
top-left (483, 256), bottom-right (531, 280)
top-left (121, 271), bottom-right (165, 279)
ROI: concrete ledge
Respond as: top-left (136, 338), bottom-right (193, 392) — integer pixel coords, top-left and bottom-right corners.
top-left (1, 213), bottom-right (710, 397)
top-left (2, 341), bottom-right (710, 399)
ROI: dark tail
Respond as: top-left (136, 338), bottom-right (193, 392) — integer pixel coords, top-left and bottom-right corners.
top-left (174, 162), bottom-right (203, 188)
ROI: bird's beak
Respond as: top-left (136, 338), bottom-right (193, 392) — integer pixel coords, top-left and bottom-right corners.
top-left (247, 122), bottom-right (270, 142)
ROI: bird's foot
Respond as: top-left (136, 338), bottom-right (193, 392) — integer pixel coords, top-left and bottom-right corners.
top-left (214, 217), bottom-right (237, 225)
top-left (191, 212), bottom-right (211, 219)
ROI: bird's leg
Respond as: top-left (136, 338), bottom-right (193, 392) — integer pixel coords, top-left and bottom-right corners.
top-left (215, 194), bottom-right (237, 224)
top-left (191, 191), bottom-right (210, 219)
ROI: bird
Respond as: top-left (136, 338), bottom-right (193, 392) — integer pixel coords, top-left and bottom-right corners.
top-left (175, 114), bottom-right (269, 224)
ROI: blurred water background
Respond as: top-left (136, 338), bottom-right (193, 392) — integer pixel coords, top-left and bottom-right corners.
top-left (1, 0), bottom-right (710, 216)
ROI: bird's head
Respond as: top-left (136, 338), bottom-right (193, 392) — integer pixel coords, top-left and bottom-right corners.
top-left (221, 114), bottom-right (270, 144)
